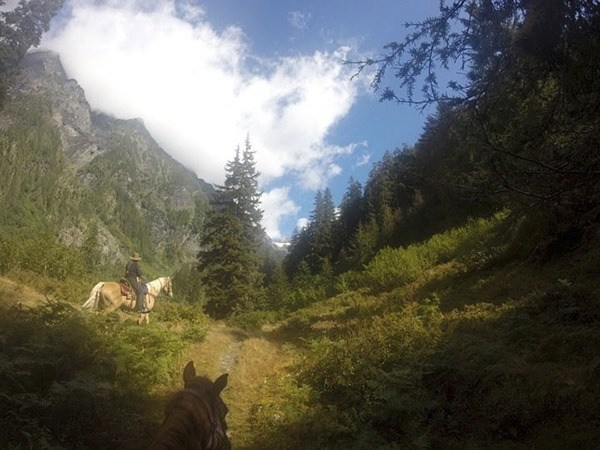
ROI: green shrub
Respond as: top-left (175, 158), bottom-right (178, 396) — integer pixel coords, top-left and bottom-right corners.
top-left (303, 301), bottom-right (441, 421)
top-left (0, 302), bottom-right (158, 448)
top-left (229, 310), bottom-right (279, 332)
top-left (280, 310), bottom-right (314, 335)
top-left (108, 322), bottom-right (186, 390)
top-left (334, 270), bottom-right (363, 293)
top-left (360, 211), bottom-right (509, 292)
top-left (153, 299), bottom-right (209, 324)
top-left (0, 230), bottom-right (86, 280)
top-left (181, 321), bottom-right (209, 343)
top-left (242, 373), bottom-right (352, 449)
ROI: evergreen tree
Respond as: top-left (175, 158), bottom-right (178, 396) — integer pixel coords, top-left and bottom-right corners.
top-left (356, 0), bottom-right (600, 230)
top-left (338, 217), bottom-right (379, 271)
top-left (239, 135), bottom-right (263, 236)
top-left (333, 177), bottom-right (363, 265)
top-left (266, 265), bottom-right (290, 310)
top-left (307, 188), bottom-right (336, 273)
top-left (197, 137), bottom-right (264, 318)
top-left (198, 204), bottom-right (252, 318)
top-left (283, 224), bottom-right (311, 277)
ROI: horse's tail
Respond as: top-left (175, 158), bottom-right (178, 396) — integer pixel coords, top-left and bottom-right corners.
top-left (82, 282), bottom-right (104, 310)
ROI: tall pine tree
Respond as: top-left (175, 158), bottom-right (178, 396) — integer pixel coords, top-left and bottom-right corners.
top-left (307, 188), bottom-right (336, 273)
top-left (198, 136), bottom-right (264, 318)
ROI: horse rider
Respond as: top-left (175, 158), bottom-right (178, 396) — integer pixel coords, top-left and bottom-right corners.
top-left (125, 252), bottom-right (146, 313)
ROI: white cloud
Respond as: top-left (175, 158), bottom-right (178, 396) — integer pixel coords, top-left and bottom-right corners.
top-left (260, 187), bottom-right (300, 241)
top-left (176, 0), bottom-right (205, 23)
top-left (42, 0), bottom-right (367, 239)
top-left (296, 217), bottom-right (309, 231)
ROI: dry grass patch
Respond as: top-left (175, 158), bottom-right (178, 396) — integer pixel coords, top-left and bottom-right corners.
top-left (0, 276), bottom-right (47, 307)
top-left (224, 337), bottom-right (297, 448)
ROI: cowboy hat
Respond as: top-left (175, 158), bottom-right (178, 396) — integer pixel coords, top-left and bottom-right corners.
top-left (130, 252), bottom-right (142, 260)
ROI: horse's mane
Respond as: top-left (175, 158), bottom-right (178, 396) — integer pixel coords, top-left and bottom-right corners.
top-left (150, 376), bottom-right (226, 450)
top-left (151, 395), bottom-right (207, 449)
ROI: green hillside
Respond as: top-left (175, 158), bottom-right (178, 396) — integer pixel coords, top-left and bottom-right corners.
top-left (243, 212), bottom-right (600, 448)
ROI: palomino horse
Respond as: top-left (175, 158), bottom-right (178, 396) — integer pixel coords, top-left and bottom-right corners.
top-left (149, 361), bottom-right (230, 450)
top-left (82, 276), bottom-right (173, 324)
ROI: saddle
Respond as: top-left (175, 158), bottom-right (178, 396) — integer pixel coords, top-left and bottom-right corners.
top-left (119, 278), bottom-right (148, 300)
top-left (119, 278), bottom-right (136, 300)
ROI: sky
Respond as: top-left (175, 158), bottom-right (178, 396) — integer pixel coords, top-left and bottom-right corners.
top-left (35, 0), bottom-right (441, 242)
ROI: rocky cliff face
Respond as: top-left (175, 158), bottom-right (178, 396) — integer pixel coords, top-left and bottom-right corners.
top-left (14, 50), bottom-right (96, 168)
top-left (1, 50), bottom-right (213, 268)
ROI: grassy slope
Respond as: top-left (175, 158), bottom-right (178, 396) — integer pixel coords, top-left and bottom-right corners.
top-left (233, 218), bottom-right (600, 448)
top-left (2, 215), bottom-right (600, 448)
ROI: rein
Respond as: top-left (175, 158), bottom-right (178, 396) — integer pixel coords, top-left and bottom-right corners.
top-left (182, 388), bottom-right (226, 449)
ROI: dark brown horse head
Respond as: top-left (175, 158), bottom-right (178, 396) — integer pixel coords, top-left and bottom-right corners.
top-left (150, 361), bottom-right (231, 449)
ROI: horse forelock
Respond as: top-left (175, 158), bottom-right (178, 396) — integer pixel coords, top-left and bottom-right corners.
top-left (151, 396), bottom-right (203, 449)
top-left (151, 381), bottom-right (229, 450)
top-left (185, 376), bottom-right (229, 428)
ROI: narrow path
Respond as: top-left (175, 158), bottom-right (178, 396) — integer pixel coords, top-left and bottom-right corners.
top-left (181, 321), bottom-right (247, 379)
top-left (181, 321), bottom-right (295, 448)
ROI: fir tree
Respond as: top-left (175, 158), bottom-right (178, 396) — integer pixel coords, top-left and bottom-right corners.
top-left (307, 188), bottom-right (336, 273)
top-left (283, 224), bottom-right (311, 277)
top-left (198, 137), bottom-right (264, 318)
top-left (333, 177), bottom-right (363, 265)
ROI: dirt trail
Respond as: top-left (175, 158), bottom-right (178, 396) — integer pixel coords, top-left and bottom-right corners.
top-left (181, 322), bottom-right (247, 378)
top-left (181, 321), bottom-right (294, 447)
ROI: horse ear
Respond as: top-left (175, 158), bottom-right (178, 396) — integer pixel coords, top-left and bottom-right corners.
top-left (213, 373), bottom-right (228, 395)
top-left (183, 361), bottom-right (196, 385)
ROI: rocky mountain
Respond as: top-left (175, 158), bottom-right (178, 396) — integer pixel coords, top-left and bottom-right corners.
top-left (0, 50), bottom-right (214, 270)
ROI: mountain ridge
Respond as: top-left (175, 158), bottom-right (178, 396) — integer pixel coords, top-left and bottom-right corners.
top-left (0, 50), bottom-right (214, 271)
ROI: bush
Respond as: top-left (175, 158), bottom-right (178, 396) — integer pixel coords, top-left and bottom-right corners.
top-left (229, 310), bottom-right (279, 332)
top-left (0, 302), bottom-right (160, 448)
top-left (153, 299), bottom-right (209, 324)
top-left (181, 322), bottom-right (209, 343)
top-left (280, 310), bottom-right (314, 335)
top-left (0, 294), bottom-right (217, 449)
top-left (360, 211), bottom-right (509, 292)
top-left (108, 322), bottom-right (186, 390)
top-left (303, 301), bottom-right (442, 430)
top-left (0, 230), bottom-right (86, 280)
